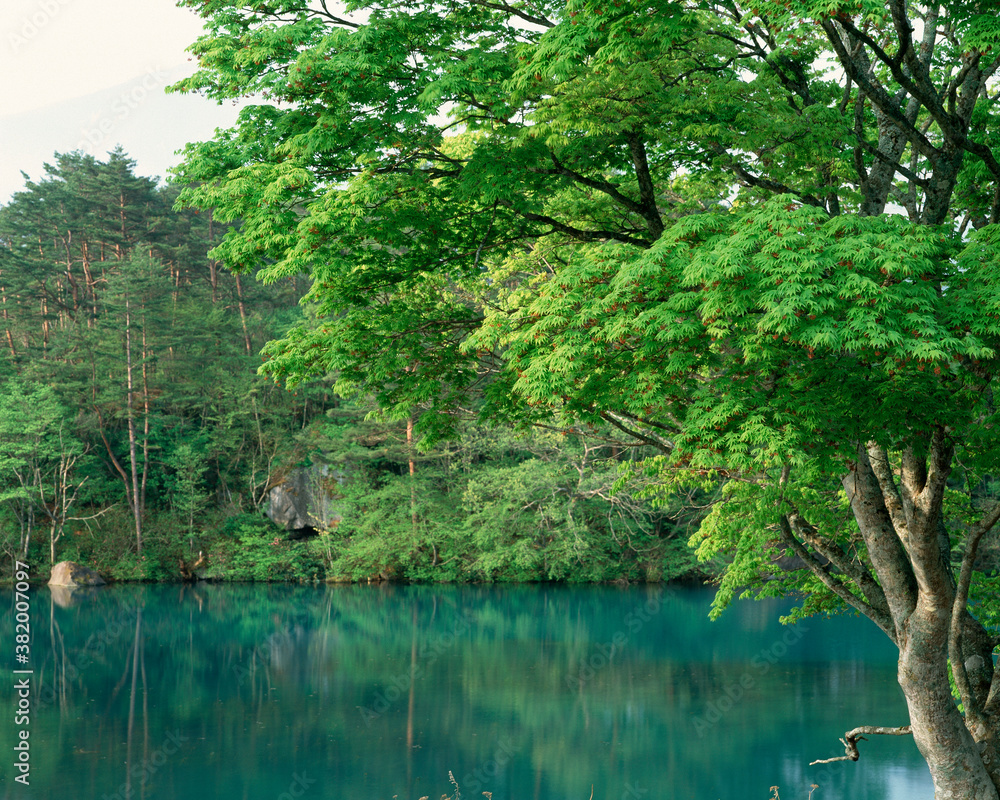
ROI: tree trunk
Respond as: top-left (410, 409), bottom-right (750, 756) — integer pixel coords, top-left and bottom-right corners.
top-left (898, 603), bottom-right (999, 799)
top-left (407, 415), bottom-right (417, 528)
top-left (838, 441), bottom-right (1000, 799)
top-left (124, 290), bottom-right (143, 557)
top-left (234, 272), bottom-right (252, 354)
top-left (140, 317), bottom-right (150, 522)
top-left (208, 209), bottom-right (219, 304)
top-left (40, 295), bottom-right (49, 356)
top-left (81, 240), bottom-right (98, 321)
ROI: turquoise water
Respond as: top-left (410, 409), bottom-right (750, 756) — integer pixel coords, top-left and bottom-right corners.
top-left (2, 583), bottom-right (932, 799)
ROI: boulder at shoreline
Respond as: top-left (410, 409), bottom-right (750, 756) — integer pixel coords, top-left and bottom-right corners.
top-left (48, 561), bottom-right (106, 587)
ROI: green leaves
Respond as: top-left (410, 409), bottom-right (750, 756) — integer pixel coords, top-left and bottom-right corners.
top-left (169, 1), bottom-right (1000, 633)
top-left (470, 193), bottom-right (1000, 489)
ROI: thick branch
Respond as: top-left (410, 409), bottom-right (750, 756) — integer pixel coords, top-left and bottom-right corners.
top-left (843, 445), bottom-right (918, 633)
top-left (724, 157), bottom-right (826, 210)
top-left (784, 510), bottom-right (893, 636)
top-left (832, 12), bottom-right (1000, 186)
top-left (625, 132), bottom-right (665, 240)
top-left (315, 1), bottom-right (362, 28)
top-left (598, 411), bottom-right (673, 453)
top-left (821, 19), bottom-right (940, 162)
top-left (856, 138), bottom-right (931, 188)
top-left (865, 443), bottom-right (909, 539)
top-left (906, 428), bottom-right (955, 598)
top-left (533, 154), bottom-right (648, 220)
top-left (840, 11), bottom-right (957, 140)
top-left (611, 408), bottom-right (682, 435)
top-left (900, 442), bottom-right (927, 527)
top-left (464, 0), bottom-right (554, 28)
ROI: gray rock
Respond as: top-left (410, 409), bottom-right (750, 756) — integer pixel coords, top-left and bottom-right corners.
top-left (266, 463), bottom-right (343, 532)
top-left (48, 561), bottom-right (106, 587)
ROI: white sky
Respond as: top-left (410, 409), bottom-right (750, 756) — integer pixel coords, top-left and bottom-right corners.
top-left (0, 0), bottom-right (242, 201)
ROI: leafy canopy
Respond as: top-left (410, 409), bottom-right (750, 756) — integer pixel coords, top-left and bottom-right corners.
top-left (171, 0), bottom-right (1000, 618)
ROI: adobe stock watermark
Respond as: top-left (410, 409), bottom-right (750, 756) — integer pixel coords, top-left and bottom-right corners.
top-left (565, 587), bottom-right (675, 689)
top-left (275, 770), bottom-right (316, 800)
top-left (460, 738), bottom-right (519, 795)
top-left (359, 610), bottom-right (474, 726)
top-left (619, 781), bottom-right (649, 800)
top-left (76, 66), bottom-right (170, 156)
top-left (101, 729), bottom-right (188, 800)
top-left (691, 622), bottom-right (809, 737)
top-left (7, 0), bottom-right (73, 53)
top-left (232, 623), bottom-right (294, 686)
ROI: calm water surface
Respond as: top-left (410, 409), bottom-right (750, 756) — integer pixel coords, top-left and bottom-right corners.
top-left (3, 584), bottom-right (932, 800)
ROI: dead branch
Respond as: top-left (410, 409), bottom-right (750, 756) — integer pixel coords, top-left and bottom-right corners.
top-left (809, 725), bottom-right (912, 764)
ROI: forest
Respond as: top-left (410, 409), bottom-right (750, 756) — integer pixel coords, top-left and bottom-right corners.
top-left (0, 149), bottom-right (694, 583)
top-left (6, 0), bottom-right (1000, 794)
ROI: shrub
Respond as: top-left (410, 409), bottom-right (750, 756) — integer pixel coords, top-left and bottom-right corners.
top-left (205, 514), bottom-right (324, 582)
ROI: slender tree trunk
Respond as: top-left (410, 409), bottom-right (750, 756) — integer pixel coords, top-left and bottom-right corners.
top-left (124, 290), bottom-right (143, 557)
top-left (140, 319), bottom-right (150, 521)
top-left (407, 415), bottom-right (417, 528)
top-left (208, 209), bottom-right (219, 304)
top-left (95, 405), bottom-right (134, 512)
top-left (18, 503), bottom-right (32, 561)
top-left (62, 230), bottom-right (80, 314)
top-left (40, 296), bottom-right (49, 356)
top-left (81, 240), bottom-right (98, 321)
top-left (234, 272), bottom-right (251, 354)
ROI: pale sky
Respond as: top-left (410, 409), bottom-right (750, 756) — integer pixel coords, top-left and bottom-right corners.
top-left (1, 0), bottom-right (243, 201)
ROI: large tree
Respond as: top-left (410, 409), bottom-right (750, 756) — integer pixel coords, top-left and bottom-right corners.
top-left (171, 0), bottom-right (1000, 796)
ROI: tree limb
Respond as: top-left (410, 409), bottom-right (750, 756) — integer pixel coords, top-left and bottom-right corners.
top-left (599, 411), bottom-right (674, 453)
top-left (777, 514), bottom-right (895, 641)
top-left (497, 201), bottom-right (650, 248)
top-left (464, 0), bottom-right (554, 28)
top-left (809, 725), bottom-right (912, 764)
top-left (865, 443), bottom-right (910, 542)
top-left (782, 508), bottom-right (894, 638)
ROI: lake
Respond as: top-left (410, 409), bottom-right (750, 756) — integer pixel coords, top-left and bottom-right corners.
top-left (4, 583), bottom-right (932, 800)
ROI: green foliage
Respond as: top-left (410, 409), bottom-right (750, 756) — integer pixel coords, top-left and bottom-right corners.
top-left (0, 149), bottom-right (331, 576)
top-left (323, 471), bottom-right (466, 581)
top-left (299, 408), bottom-right (698, 582)
top-left (0, 145), bottom-right (704, 585)
top-left (166, 437), bottom-right (211, 546)
top-left (461, 454), bottom-right (689, 582)
top-left (206, 514), bottom-right (325, 581)
top-left (169, 0), bottom-right (1000, 620)
top-left (0, 378), bottom-right (91, 561)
